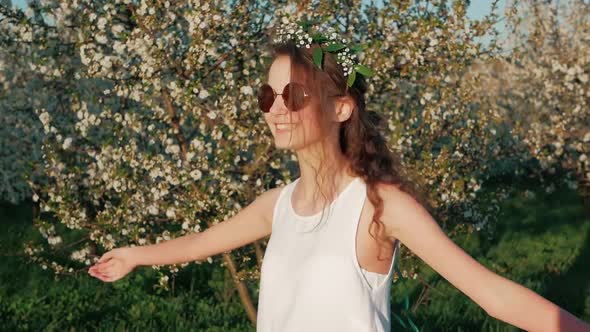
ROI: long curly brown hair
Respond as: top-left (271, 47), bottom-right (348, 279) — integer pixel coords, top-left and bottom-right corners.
top-left (267, 39), bottom-right (428, 260)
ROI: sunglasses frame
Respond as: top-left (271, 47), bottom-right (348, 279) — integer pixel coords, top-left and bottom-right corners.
top-left (257, 82), bottom-right (344, 113)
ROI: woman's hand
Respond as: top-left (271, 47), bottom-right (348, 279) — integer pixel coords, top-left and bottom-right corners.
top-left (88, 247), bottom-right (137, 282)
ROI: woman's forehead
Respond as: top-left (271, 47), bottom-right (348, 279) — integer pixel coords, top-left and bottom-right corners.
top-left (267, 55), bottom-right (307, 88)
top-left (266, 72), bottom-right (309, 91)
top-left (265, 79), bottom-right (308, 92)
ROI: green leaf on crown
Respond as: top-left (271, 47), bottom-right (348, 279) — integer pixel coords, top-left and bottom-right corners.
top-left (325, 43), bottom-right (346, 52)
top-left (313, 47), bottom-right (323, 70)
top-left (355, 64), bottom-right (374, 77)
top-left (296, 19), bottom-right (311, 30)
top-left (311, 32), bottom-right (328, 43)
top-left (347, 70), bottom-right (356, 87)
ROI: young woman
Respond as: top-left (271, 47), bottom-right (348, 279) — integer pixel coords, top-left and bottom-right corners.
top-left (89, 32), bottom-right (590, 332)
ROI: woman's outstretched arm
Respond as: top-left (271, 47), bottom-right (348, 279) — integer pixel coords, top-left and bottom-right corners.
top-left (89, 187), bottom-right (281, 282)
top-left (377, 183), bottom-right (590, 332)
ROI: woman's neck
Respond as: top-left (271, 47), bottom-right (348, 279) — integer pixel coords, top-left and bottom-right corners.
top-left (295, 162), bottom-right (355, 204)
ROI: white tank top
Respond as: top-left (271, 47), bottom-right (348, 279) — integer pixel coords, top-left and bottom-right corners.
top-left (257, 176), bottom-right (401, 332)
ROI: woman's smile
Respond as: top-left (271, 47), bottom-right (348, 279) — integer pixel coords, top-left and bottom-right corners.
top-left (275, 123), bottom-right (298, 133)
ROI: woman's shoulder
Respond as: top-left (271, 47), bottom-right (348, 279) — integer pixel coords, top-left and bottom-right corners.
top-left (372, 181), bottom-right (429, 234)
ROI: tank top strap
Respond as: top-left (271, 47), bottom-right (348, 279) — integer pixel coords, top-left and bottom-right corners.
top-left (270, 179), bottom-right (299, 232)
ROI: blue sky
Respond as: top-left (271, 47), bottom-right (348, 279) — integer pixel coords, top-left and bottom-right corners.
top-left (466, 0), bottom-right (507, 20)
top-left (465, 0), bottom-right (507, 46)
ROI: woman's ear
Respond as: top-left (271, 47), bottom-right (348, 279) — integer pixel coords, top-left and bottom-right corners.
top-left (334, 96), bottom-right (356, 123)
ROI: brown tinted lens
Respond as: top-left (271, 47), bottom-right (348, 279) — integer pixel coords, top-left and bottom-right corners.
top-left (283, 82), bottom-right (309, 112)
top-left (257, 84), bottom-right (275, 113)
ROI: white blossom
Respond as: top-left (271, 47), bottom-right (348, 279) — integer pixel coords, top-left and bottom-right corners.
top-left (62, 137), bottom-right (73, 150)
top-left (198, 89), bottom-right (209, 99)
top-left (240, 86), bottom-right (253, 95)
top-left (190, 169), bottom-right (202, 180)
top-left (166, 207), bottom-right (176, 219)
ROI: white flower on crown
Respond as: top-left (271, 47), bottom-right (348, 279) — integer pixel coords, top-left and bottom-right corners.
top-left (272, 14), bottom-right (368, 81)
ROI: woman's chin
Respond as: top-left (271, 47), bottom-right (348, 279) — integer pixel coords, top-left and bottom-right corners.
top-left (273, 141), bottom-right (293, 149)
top-left (272, 136), bottom-right (297, 149)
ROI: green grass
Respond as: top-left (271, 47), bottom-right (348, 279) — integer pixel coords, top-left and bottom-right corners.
top-left (1, 181), bottom-right (589, 331)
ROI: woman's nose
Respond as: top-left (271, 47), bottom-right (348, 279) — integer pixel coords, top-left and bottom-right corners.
top-left (268, 95), bottom-right (288, 114)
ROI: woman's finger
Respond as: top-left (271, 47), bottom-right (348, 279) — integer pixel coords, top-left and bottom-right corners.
top-left (90, 265), bottom-right (110, 277)
top-left (99, 265), bottom-right (115, 276)
top-left (104, 273), bottom-right (118, 282)
top-left (99, 260), bottom-right (116, 270)
top-left (90, 270), bottom-right (107, 281)
top-left (90, 263), bottom-right (103, 271)
top-left (89, 263), bottom-right (103, 273)
top-left (97, 251), bottom-right (114, 264)
top-left (88, 266), bottom-right (99, 276)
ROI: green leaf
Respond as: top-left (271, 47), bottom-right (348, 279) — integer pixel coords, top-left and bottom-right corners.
top-left (325, 43), bottom-right (346, 52)
top-left (355, 64), bottom-right (374, 77)
top-left (346, 70), bottom-right (356, 87)
top-left (311, 32), bottom-right (327, 43)
top-left (391, 313), bottom-right (408, 329)
top-left (408, 316), bottom-right (420, 332)
top-left (404, 292), bottom-right (410, 310)
top-left (296, 19), bottom-right (311, 30)
top-left (313, 48), bottom-right (323, 70)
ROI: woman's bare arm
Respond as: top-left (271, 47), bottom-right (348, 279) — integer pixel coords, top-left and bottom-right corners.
top-left (134, 186), bottom-right (280, 265)
top-left (89, 186), bottom-right (282, 281)
top-left (377, 183), bottom-right (590, 332)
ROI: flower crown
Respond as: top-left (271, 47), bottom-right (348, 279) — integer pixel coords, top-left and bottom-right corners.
top-left (271, 15), bottom-right (374, 88)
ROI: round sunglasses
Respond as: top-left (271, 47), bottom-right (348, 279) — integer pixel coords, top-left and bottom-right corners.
top-left (257, 82), bottom-right (343, 113)
top-left (257, 82), bottom-right (311, 113)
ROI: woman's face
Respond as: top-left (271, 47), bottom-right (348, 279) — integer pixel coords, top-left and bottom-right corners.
top-left (263, 55), bottom-right (325, 150)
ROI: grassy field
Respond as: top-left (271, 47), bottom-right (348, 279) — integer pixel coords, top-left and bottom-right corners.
top-left (1, 181), bottom-right (589, 331)
top-left (390, 182), bottom-right (590, 331)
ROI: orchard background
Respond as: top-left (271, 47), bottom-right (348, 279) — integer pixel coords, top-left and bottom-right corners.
top-left (0, 0), bottom-right (588, 331)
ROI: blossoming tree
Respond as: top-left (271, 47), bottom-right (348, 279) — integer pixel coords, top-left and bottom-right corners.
top-left (474, 0), bottom-right (589, 200)
top-left (2, 0), bottom-right (586, 324)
